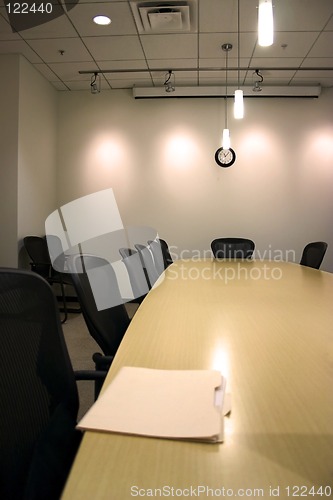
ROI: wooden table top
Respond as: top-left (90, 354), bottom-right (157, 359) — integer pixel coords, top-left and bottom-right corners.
top-left (62, 259), bottom-right (333, 499)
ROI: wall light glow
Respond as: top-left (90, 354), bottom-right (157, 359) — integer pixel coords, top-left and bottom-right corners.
top-left (90, 134), bottom-right (126, 169)
top-left (164, 132), bottom-right (198, 168)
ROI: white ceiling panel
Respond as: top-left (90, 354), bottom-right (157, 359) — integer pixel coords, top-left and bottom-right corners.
top-left (253, 32), bottom-right (320, 58)
top-left (307, 32), bottom-right (333, 58)
top-left (83, 35), bottom-right (145, 60)
top-left (273, 0), bottom-right (333, 31)
top-left (140, 34), bottom-right (198, 59)
top-left (199, 33), bottom-right (257, 59)
top-left (27, 38), bottom-right (94, 63)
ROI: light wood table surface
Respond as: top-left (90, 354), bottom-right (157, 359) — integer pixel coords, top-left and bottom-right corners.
top-left (62, 260), bottom-right (333, 499)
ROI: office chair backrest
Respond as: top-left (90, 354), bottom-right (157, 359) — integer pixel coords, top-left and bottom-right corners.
top-left (68, 254), bottom-right (130, 356)
top-left (119, 248), bottom-right (150, 301)
top-left (211, 237), bottom-right (255, 260)
top-left (300, 241), bottom-right (328, 269)
top-left (119, 247), bottom-right (135, 259)
top-left (147, 239), bottom-right (165, 275)
top-left (159, 238), bottom-right (173, 267)
top-left (23, 235), bottom-right (52, 277)
top-left (148, 238), bottom-right (173, 272)
top-left (0, 268), bottom-right (80, 500)
top-left (135, 244), bottom-right (160, 287)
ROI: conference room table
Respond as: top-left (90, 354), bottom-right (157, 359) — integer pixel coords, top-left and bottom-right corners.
top-left (62, 259), bottom-right (333, 499)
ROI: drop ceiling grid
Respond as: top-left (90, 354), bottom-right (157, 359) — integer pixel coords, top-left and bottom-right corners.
top-left (0, 0), bottom-right (331, 90)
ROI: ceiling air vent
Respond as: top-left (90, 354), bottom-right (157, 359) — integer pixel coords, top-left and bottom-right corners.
top-left (130, 0), bottom-right (197, 33)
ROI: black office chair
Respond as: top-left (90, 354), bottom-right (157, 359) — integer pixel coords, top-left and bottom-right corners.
top-left (23, 235), bottom-right (79, 322)
top-left (0, 268), bottom-right (83, 500)
top-left (135, 243), bottom-right (160, 287)
top-left (300, 241), bottom-right (328, 269)
top-left (68, 254), bottom-right (130, 378)
top-left (211, 237), bottom-right (255, 260)
top-left (119, 247), bottom-right (149, 302)
top-left (148, 238), bottom-right (173, 272)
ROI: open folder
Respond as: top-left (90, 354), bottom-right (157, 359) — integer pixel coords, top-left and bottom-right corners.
top-left (77, 367), bottom-right (228, 443)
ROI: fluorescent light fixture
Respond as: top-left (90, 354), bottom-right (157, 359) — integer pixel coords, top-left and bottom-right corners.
top-left (234, 90), bottom-right (244, 119)
top-left (258, 0), bottom-right (273, 47)
top-left (222, 129), bottom-right (231, 150)
top-left (93, 15), bottom-right (111, 25)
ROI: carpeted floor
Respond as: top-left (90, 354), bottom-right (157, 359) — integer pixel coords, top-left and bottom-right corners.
top-left (62, 303), bottom-right (138, 421)
top-left (62, 313), bottom-right (98, 420)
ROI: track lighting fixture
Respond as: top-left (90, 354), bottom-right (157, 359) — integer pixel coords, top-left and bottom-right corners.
top-left (252, 69), bottom-right (264, 92)
top-left (90, 72), bottom-right (101, 94)
top-left (164, 71), bottom-right (175, 93)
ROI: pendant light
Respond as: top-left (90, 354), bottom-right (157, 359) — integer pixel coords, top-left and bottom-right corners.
top-left (222, 43), bottom-right (232, 149)
top-left (234, 0), bottom-right (244, 119)
top-left (258, 0), bottom-right (274, 47)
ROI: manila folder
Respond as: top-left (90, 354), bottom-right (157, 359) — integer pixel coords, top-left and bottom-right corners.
top-left (77, 367), bottom-right (225, 443)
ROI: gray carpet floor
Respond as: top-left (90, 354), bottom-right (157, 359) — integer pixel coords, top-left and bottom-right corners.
top-left (62, 304), bottom-right (138, 421)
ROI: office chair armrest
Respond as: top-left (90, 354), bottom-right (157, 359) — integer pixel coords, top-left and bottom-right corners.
top-left (92, 352), bottom-right (114, 371)
top-left (74, 369), bottom-right (108, 400)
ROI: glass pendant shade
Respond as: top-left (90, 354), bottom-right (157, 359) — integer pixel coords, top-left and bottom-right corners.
top-left (258, 0), bottom-right (273, 47)
top-left (222, 128), bottom-right (231, 149)
top-left (234, 89), bottom-right (244, 119)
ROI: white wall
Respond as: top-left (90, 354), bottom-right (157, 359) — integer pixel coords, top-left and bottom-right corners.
top-left (17, 56), bottom-right (58, 266)
top-left (0, 54), bottom-right (58, 267)
top-left (0, 55), bottom-right (20, 267)
top-left (57, 88), bottom-right (333, 272)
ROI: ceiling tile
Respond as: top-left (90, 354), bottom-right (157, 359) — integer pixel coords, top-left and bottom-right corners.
top-left (199, 0), bottom-right (237, 33)
top-left (83, 35), bottom-right (145, 60)
top-left (273, 0), bottom-right (333, 31)
top-left (307, 32), bottom-right (333, 58)
top-left (27, 37), bottom-right (94, 63)
top-left (140, 34), bottom-right (198, 59)
top-left (253, 32), bottom-right (319, 58)
top-left (199, 33), bottom-right (257, 59)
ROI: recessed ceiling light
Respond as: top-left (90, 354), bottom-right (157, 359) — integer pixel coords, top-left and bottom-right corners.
top-left (93, 15), bottom-right (111, 26)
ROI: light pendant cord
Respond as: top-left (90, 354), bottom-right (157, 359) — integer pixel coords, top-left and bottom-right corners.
top-left (225, 48), bottom-right (228, 130)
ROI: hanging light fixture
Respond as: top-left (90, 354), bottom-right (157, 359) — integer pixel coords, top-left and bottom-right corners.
top-left (164, 70), bottom-right (175, 93)
top-left (258, 0), bottom-right (274, 47)
top-left (214, 43), bottom-right (236, 168)
top-left (234, 0), bottom-right (244, 119)
top-left (222, 43), bottom-right (232, 149)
